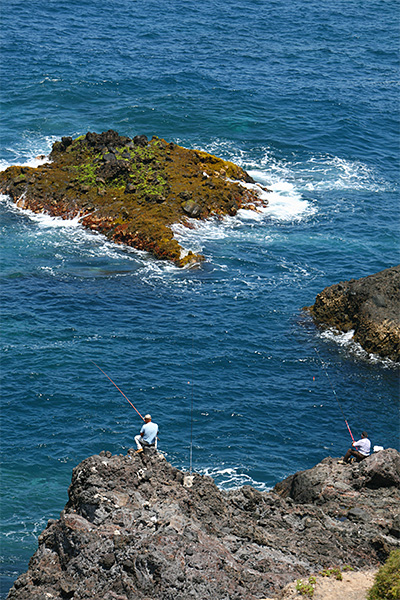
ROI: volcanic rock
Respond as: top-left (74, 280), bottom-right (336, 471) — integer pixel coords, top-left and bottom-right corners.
top-left (0, 130), bottom-right (267, 268)
top-left (307, 266), bottom-right (400, 361)
top-left (7, 448), bottom-right (400, 600)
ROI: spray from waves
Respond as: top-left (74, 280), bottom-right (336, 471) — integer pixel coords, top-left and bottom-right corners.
top-left (196, 138), bottom-right (392, 201)
top-left (254, 152), bottom-right (390, 193)
top-left (188, 138), bottom-right (317, 222)
top-left (0, 135), bottom-right (59, 172)
top-left (242, 175), bottom-right (316, 221)
top-left (246, 146), bottom-right (389, 194)
top-left (297, 155), bottom-right (391, 193)
top-left (170, 177), bottom-right (315, 258)
top-left (198, 465), bottom-right (272, 491)
top-left (319, 328), bottom-right (398, 369)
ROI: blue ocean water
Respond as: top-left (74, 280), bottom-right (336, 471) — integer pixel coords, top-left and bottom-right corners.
top-left (1, 0), bottom-right (399, 595)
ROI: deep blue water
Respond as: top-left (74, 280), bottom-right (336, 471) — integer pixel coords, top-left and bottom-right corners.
top-left (1, 0), bottom-right (399, 595)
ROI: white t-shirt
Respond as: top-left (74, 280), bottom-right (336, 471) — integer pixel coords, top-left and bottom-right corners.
top-left (354, 437), bottom-right (371, 456)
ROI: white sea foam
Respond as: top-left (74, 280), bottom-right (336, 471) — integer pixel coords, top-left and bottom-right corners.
top-left (195, 140), bottom-right (392, 220)
top-left (319, 328), bottom-right (398, 368)
top-left (1, 137), bottom-right (389, 271)
top-left (23, 209), bottom-right (83, 229)
top-left (186, 139), bottom-right (318, 222)
top-left (200, 465), bottom-right (272, 491)
top-left (170, 171), bottom-right (315, 254)
top-left (243, 175), bottom-right (316, 221)
top-left (301, 155), bottom-right (389, 192)
top-left (246, 149), bottom-right (389, 194)
top-left (1, 194), bottom-right (151, 273)
top-left (0, 135), bottom-right (58, 172)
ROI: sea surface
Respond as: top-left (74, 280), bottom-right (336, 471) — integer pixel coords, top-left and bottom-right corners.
top-left (1, 0), bottom-right (399, 595)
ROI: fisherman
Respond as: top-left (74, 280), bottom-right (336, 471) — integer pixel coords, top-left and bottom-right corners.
top-left (134, 414), bottom-right (158, 453)
top-left (340, 431), bottom-right (371, 464)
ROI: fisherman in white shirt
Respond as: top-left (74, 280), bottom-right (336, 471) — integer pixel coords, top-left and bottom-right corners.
top-left (135, 414), bottom-right (158, 453)
top-left (340, 431), bottom-right (371, 464)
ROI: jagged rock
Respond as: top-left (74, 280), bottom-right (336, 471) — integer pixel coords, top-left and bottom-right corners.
top-left (274, 449), bottom-right (400, 503)
top-left (360, 448), bottom-right (400, 488)
top-left (182, 199), bottom-right (202, 217)
top-left (0, 131), bottom-right (267, 268)
top-left (390, 514), bottom-right (400, 538)
top-left (307, 266), bottom-right (400, 361)
top-left (347, 507), bottom-right (370, 522)
top-left (7, 449), bottom-right (400, 600)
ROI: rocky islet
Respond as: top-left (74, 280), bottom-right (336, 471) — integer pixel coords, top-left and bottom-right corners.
top-left (0, 130), bottom-right (266, 267)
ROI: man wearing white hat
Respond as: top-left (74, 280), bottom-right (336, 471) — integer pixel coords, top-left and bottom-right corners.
top-left (135, 414), bottom-right (158, 453)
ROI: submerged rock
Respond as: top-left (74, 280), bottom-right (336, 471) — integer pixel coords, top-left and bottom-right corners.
top-left (307, 266), bottom-right (400, 362)
top-left (0, 130), bottom-right (267, 267)
top-left (7, 448), bottom-right (400, 600)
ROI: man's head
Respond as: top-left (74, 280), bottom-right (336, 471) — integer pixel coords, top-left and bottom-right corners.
top-left (144, 414), bottom-right (152, 422)
top-left (361, 431), bottom-right (368, 438)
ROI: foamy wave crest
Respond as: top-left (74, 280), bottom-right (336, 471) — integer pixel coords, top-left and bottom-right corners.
top-left (301, 156), bottom-right (389, 192)
top-left (320, 328), bottom-right (398, 368)
top-left (1, 194), bottom-right (187, 279)
top-left (244, 175), bottom-right (316, 221)
top-left (0, 135), bottom-right (59, 171)
top-left (171, 177), bottom-right (315, 255)
top-left (171, 218), bottom-right (233, 255)
top-left (192, 140), bottom-right (316, 221)
top-left (196, 139), bottom-right (391, 210)
top-left (199, 465), bottom-right (271, 491)
top-left (20, 208), bottom-right (83, 229)
top-left (242, 150), bottom-right (390, 194)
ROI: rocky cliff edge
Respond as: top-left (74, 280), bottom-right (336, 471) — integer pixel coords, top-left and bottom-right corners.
top-left (8, 448), bottom-right (400, 600)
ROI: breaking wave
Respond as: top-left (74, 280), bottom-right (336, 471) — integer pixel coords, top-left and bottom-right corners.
top-left (319, 328), bottom-right (398, 368)
top-left (199, 465), bottom-right (272, 491)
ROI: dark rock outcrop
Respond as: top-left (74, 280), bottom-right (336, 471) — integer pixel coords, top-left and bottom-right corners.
top-left (0, 131), bottom-right (267, 267)
top-left (7, 448), bottom-right (400, 600)
top-left (307, 266), bottom-right (400, 361)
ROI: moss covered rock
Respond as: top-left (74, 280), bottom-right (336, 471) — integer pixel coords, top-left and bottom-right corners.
top-left (0, 130), bottom-right (266, 266)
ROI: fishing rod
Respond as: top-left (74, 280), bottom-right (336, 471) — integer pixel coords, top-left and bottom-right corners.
top-left (314, 347), bottom-right (354, 442)
top-left (91, 360), bottom-right (145, 421)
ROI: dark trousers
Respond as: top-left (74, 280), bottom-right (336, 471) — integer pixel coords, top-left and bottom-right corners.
top-left (344, 448), bottom-right (367, 463)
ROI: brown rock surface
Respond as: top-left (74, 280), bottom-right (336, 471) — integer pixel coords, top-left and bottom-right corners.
top-left (7, 448), bottom-right (400, 600)
top-left (307, 266), bottom-right (400, 361)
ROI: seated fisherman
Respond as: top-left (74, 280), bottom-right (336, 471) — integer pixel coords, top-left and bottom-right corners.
top-left (341, 431), bottom-right (371, 464)
top-left (134, 414), bottom-right (158, 453)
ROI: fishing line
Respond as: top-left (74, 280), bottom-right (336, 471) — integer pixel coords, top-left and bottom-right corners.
top-left (91, 360), bottom-right (145, 421)
top-left (189, 335), bottom-right (194, 474)
top-left (314, 348), bottom-right (354, 441)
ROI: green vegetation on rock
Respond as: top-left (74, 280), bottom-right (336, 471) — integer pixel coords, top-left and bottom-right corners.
top-left (296, 576), bottom-right (316, 597)
top-left (0, 130), bottom-right (266, 266)
top-left (368, 550), bottom-right (400, 600)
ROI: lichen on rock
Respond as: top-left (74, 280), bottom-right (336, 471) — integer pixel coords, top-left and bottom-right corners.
top-left (0, 130), bottom-right (266, 267)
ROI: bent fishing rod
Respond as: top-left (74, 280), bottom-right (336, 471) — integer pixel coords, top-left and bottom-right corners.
top-left (91, 360), bottom-right (145, 421)
top-left (314, 347), bottom-right (354, 442)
